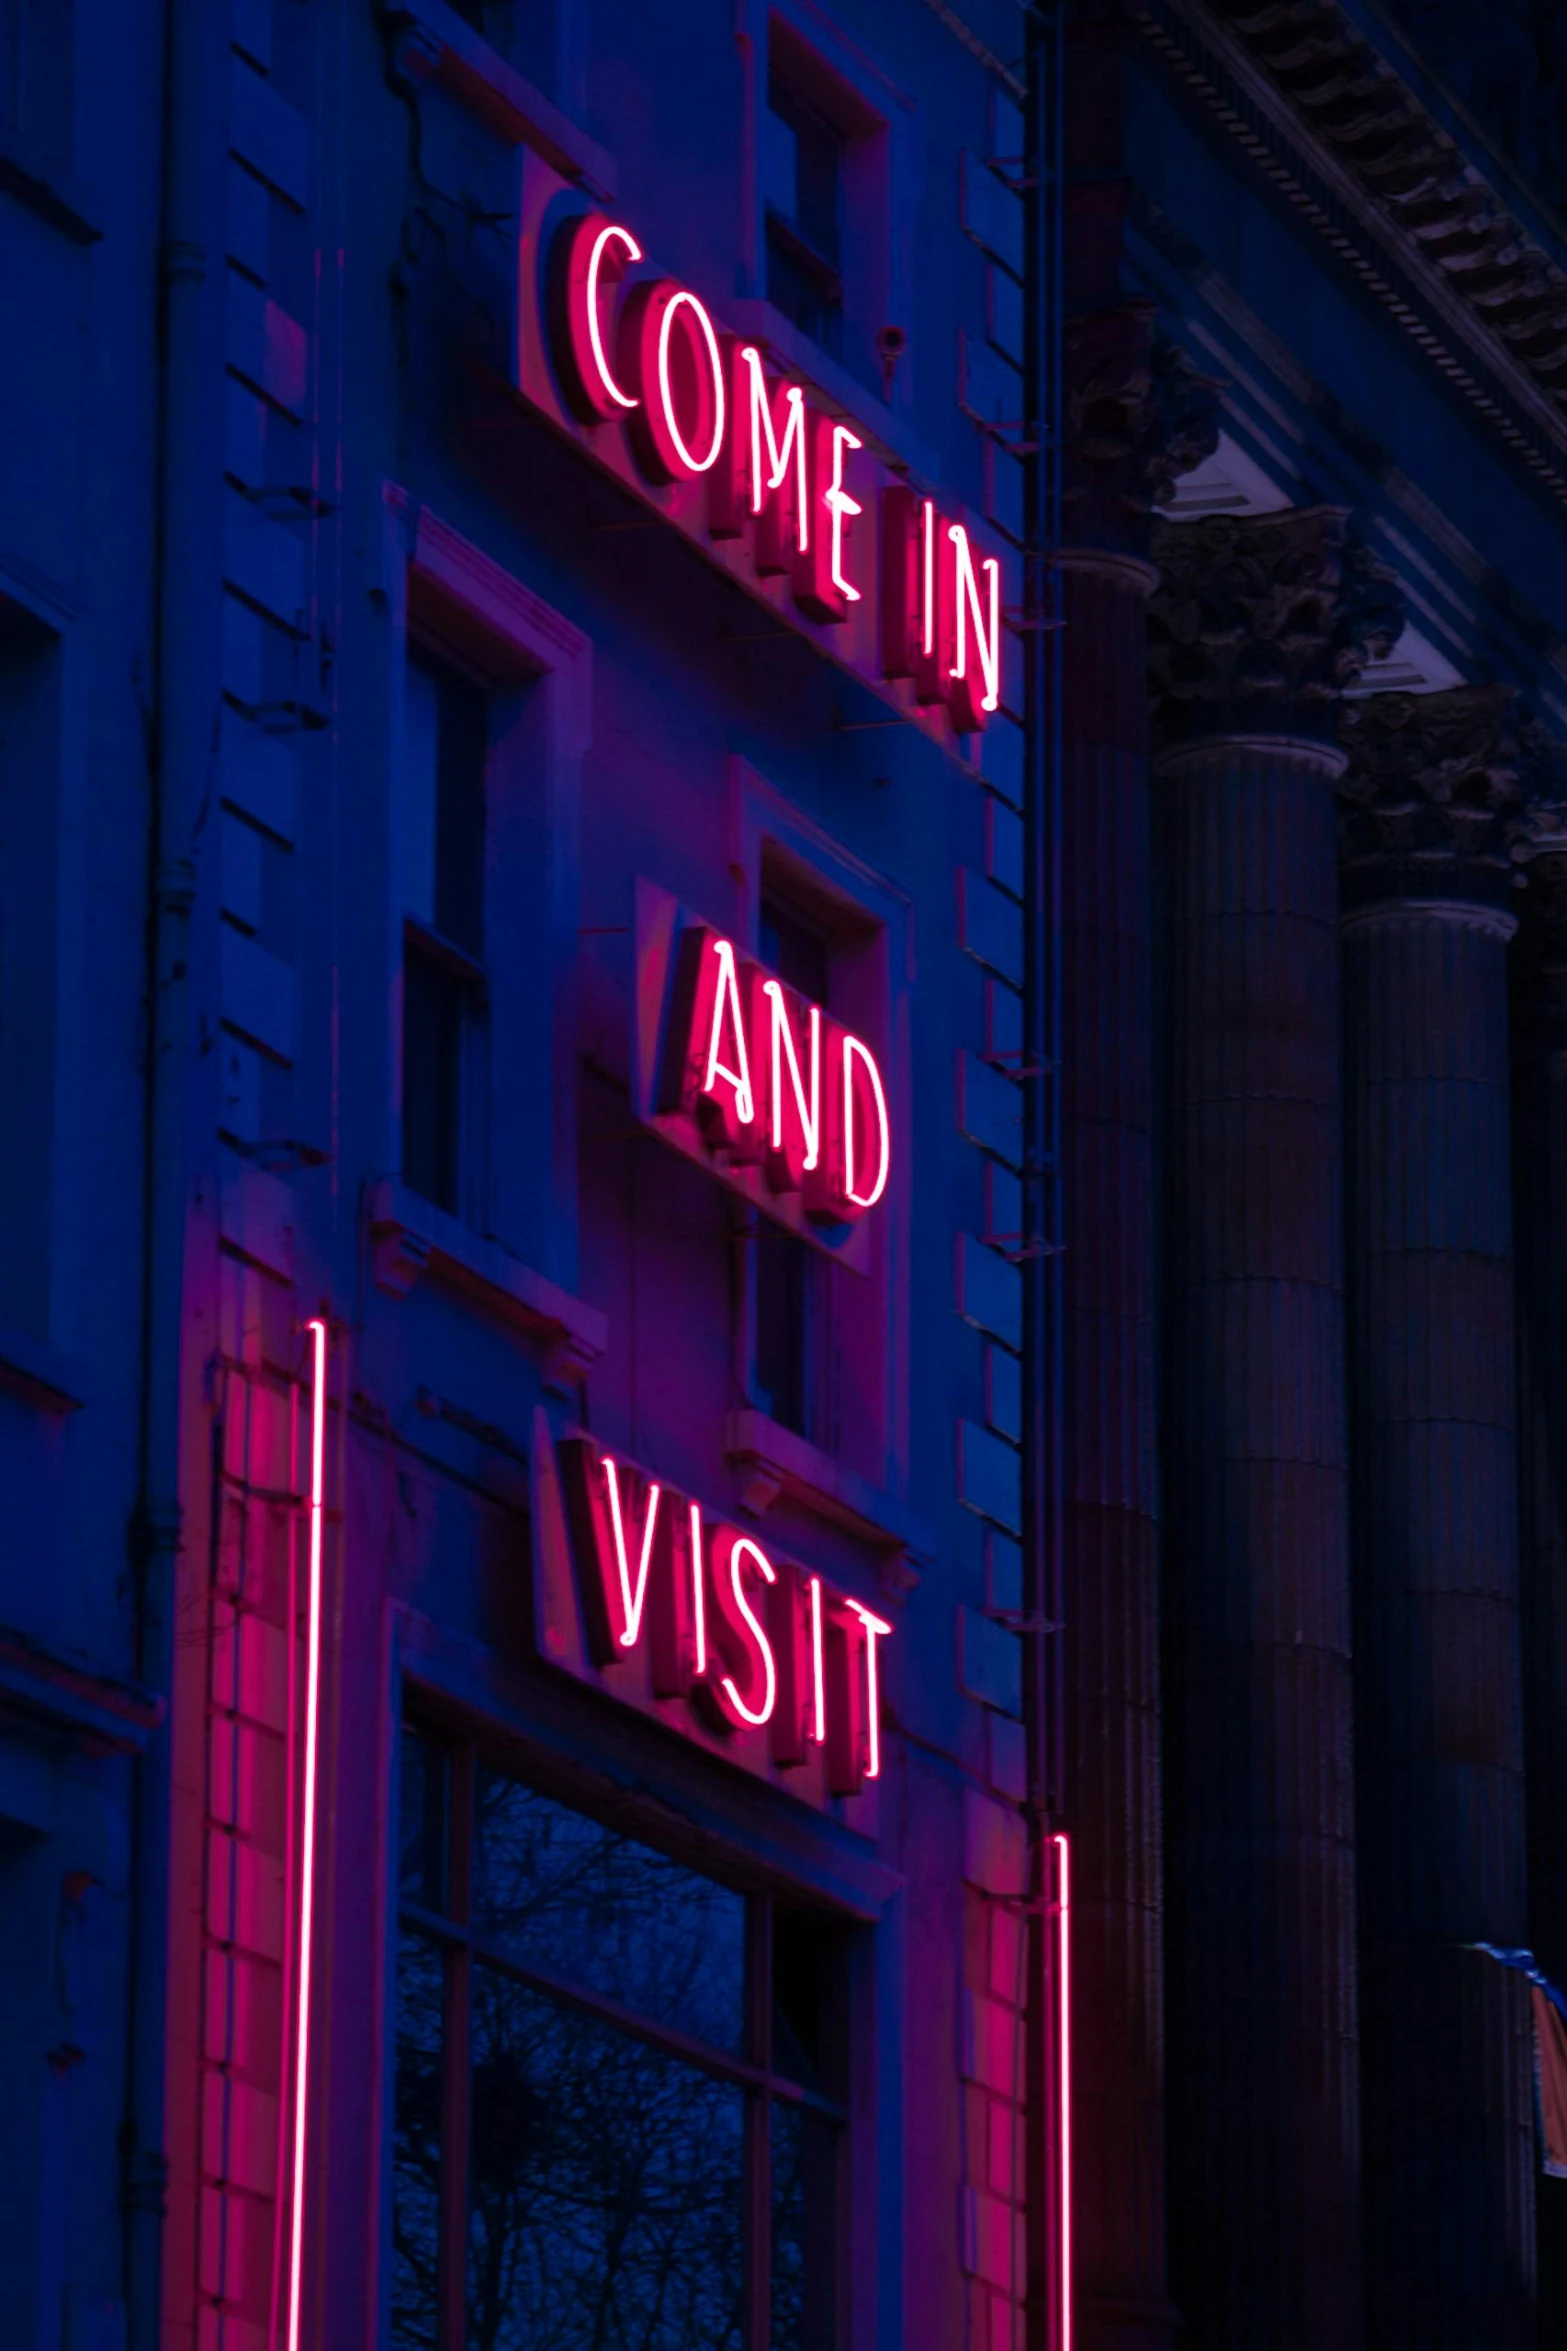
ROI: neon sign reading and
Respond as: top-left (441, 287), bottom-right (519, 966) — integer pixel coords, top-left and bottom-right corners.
top-left (558, 1437), bottom-right (892, 1798)
top-left (518, 188), bottom-right (1011, 744)
top-left (658, 923), bottom-right (891, 1225)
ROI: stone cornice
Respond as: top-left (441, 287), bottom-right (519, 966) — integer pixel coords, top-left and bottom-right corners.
top-left (1149, 507), bottom-right (1402, 744)
top-left (1135, 0), bottom-right (1567, 509)
top-left (1338, 683), bottom-right (1521, 913)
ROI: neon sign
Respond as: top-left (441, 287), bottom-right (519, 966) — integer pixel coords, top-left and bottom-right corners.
top-left (556, 1436), bottom-right (891, 1796)
top-left (515, 179), bottom-right (1012, 747)
top-left (658, 923), bottom-right (891, 1225)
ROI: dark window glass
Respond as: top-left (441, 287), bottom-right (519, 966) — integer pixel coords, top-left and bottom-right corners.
top-left (392, 1740), bottom-right (848, 2349)
top-left (392, 1930), bottom-right (445, 2349)
top-left (401, 646), bottom-right (489, 1216)
top-left (466, 1969), bottom-right (746, 2350)
top-left (765, 77), bottom-right (844, 357)
top-left (472, 1770), bottom-right (747, 2053)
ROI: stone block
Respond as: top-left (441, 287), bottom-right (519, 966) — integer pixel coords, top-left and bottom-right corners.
top-left (964, 1785), bottom-right (1028, 1896)
top-left (226, 378), bottom-right (267, 492)
top-left (961, 868), bottom-right (1025, 985)
top-left (985, 439), bottom-right (1025, 544)
top-left (221, 809), bottom-right (262, 932)
top-left (225, 487), bottom-right (306, 632)
top-left (985, 1344), bottom-right (1021, 1442)
top-left (232, 0), bottom-right (272, 71)
top-left (961, 1987), bottom-right (1020, 2094)
top-left (230, 55), bottom-right (308, 207)
top-left (227, 273), bottom-right (308, 414)
top-left (962, 152), bottom-right (1023, 277)
top-left (227, 159), bottom-right (270, 280)
top-left (980, 714), bottom-right (1024, 809)
top-left (987, 979), bottom-right (1023, 1063)
top-left (959, 1604), bottom-right (1022, 1715)
top-left (987, 1531), bottom-right (1023, 1615)
top-left (986, 796), bottom-right (1024, 897)
top-left (961, 2184), bottom-right (1021, 2291)
top-left (224, 717), bottom-right (296, 844)
top-left (961, 329), bottom-right (1022, 434)
top-left (220, 1159), bottom-right (294, 1281)
top-left (206, 1826), bottom-right (285, 1963)
top-left (987, 261), bottom-right (1024, 366)
top-left (201, 2070), bottom-right (279, 2198)
top-left (960, 1053), bottom-right (1024, 1171)
top-left (987, 1711), bottom-right (1028, 1802)
top-left (223, 592), bottom-right (263, 709)
top-left (985, 1162), bottom-right (1023, 1247)
top-left (222, 927), bottom-right (294, 1063)
top-left (959, 1416), bottom-right (1022, 1535)
top-left (960, 1232), bottom-right (1023, 1350)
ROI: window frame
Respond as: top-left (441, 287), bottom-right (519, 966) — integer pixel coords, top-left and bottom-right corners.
top-left (381, 486), bottom-right (592, 1290)
top-left (391, 1715), bottom-right (852, 2349)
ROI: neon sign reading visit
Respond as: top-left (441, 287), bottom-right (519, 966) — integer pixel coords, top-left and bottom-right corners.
top-left (559, 1436), bottom-right (891, 1795)
top-left (540, 207), bottom-right (1003, 738)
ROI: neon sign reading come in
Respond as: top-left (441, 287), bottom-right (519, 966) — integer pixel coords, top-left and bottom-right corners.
top-left (510, 175), bottom-right (1013, 747)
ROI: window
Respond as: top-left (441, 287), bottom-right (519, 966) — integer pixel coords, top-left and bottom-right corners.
top-left (401, 647), bottom-right (489, 1220)
top-left (763, 71), bottom-right (845, 359)
top-left (393, 1723), bottom-right (848, 2349)
top-left (753, 894), bottom-right (833, 1444)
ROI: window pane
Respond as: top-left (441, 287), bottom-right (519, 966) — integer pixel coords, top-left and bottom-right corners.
top-left (755, 1228), bottom-right (812, 1440)
top-left (771, 2100), bottom-right (840, 2351)
top-left (399, 1727), bottom-right (449, 1914)
top-left (771, 1905), bottom-right (844, 2097)
top-left (402, 941), bottom-right (465, 1214)
top-left (392, 1930), bottom-right (445, 2349)
top-left (471, 1772), bottom-right (747, 2054)
top-left (759, 896), bottom-right (831, 1006)
top-left (466, 1966), bottom-right (746, 2351)
top-left (402, 654), bottom-right (439, 931)
top-left (433, 665), bottom-right (488, 959)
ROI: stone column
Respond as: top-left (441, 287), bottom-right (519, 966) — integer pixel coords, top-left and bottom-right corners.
top-left (1149, 510), bottom-right (1400, 2351)
top-left (1511, 779), bottom-right (1567, 2331)
top-left (1339, 686), bottom-right (1534, 2346)
top-left (1057, 304), bottom-right (1213, 2351)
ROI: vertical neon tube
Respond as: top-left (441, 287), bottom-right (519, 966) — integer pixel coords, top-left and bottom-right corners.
top-left (845, 1600), bottom-right (892, 1779)
top-left (1053, 1831), bottom-right (1073, 2351)
top-left (286, 1318), bottom-right (328, 2351)
top-left (808, 1575), bottom-right (826, 1743)
top-left (689, 1500), bottom-right (707, 1677)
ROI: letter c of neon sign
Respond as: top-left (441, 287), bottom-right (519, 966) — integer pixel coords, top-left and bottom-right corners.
top-left (553, 213), bottom-right (643, 422)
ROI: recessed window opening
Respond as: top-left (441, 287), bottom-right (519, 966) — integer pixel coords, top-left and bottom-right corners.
top-left (393, 1718), bottom-right (849, 2349)
top-left (401, 644), bottom-right (490, 1220)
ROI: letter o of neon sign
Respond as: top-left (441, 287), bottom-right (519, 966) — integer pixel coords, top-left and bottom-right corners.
top-left (620, 278), bottom-right (726, 484)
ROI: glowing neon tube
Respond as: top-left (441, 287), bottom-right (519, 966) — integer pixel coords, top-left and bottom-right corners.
top-left (1054, 1830), bottom-right (1073, 2351)
top-left (286, 1318), bottom-right (328, 2351)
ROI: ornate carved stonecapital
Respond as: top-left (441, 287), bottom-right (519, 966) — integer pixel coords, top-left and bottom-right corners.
top-left (1338, 684), bottom-right (1522, 913)
top-left (1063, 303), bottom-right (1221, 558)
top-left (1148, 507), bottom-right (1402, 744)
top-left (1507, 722), bottom-right (1567, 1030)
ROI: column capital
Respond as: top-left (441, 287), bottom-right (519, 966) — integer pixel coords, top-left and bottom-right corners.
top-left (1507, 722), bottom-right (1567, 1030)
top-left (1338, 685), bottom-right (1523, 920)
top-left (1063, 305), bottom-right (1220, 570)
top-left (1148, 508), bottom-right (1402, 750)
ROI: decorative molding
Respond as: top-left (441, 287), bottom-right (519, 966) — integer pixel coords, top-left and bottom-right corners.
top-left (0, 1327), bottom-right (84, 1416)
top-left (1063, 303), bottom-right (1222, 561)
top-left (1339, 683), bottom-right (1522, 912)
top-left (366, 1178), bottom-right (606, 1383)
top-left (724, 1407), bottom-right (930, 1577)
top-left (379, 0), bottom-right (616, 196)
top-left (1148, 507), bottom-right (1402, 744)
top-left (0, 1624), bottom-right (163, 1756)
top-left (1137, 0), bottom-right (1567, 508)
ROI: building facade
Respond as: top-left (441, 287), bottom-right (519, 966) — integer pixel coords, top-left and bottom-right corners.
top-left (8, 0), bottom-right (1567, 2348)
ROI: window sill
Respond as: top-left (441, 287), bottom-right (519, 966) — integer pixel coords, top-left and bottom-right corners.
top-left (0, 134), bottom-right (101, 245)
top-left (368, 1177), bottom-right (606, 1382)
top-left (0, 1621), bottom-right (163, 1756)
top-left (727, 298), bottom-right (937, 482)
top-left (725, 1407), bottom-right (926, 1582)
top-left (0, 1326), bottom-right (84, 1416)
top-left (381, 0), bottom-right (616, 198)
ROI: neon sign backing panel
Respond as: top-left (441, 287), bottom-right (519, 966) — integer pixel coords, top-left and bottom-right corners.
top-left (508, 157), bottom-right (1016, 758)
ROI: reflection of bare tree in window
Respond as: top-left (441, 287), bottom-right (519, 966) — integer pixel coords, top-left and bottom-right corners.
top-left (465, 1968), bottom-right (745, 2350)
top-left (473, 1774), bottom-right (747, 2054)
top-left (392, 1933), bottom-right (444, 2348)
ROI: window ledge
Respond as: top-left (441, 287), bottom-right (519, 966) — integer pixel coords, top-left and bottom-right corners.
top-left (0, 1621), bottom-right (163, 1756)
top-left (0, 1326), bottom-right (85, 1415)
top-left (368, 1177), bottom-right (606, 1382)
top-left (725, 1408), bottom-right (927, 1583)
top-left (726, 299), bottom-right (938, 482)
top-left (0, 136), bottom-right (101, 244)
top-left (381, 0), bottom-right (616, 197)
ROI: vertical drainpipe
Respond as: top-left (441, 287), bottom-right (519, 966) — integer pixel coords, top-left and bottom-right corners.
top-left (123, 0), bottom-right (220, 2339)
top-left (1023, 2), bottom-right (1066, 2344)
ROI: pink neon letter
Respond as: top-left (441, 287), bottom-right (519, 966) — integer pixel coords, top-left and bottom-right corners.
top-left (688, 1499), bottom-right (708, 1678)
top-left (586, 224), bottom-right (641, 410)
top-left (602, 1457), bottom-right (663, 1648)
top-left (741, 346), bottom-right (808, 552)
top-left (657, 290), bottom-right (726, 473)
top-left (701, 937), bottom-right (755, 1132)
top-left (1054, 1831), bottom-right (1073, 2351)
top-left (764, 979), bottom-right (821, 1175)
top-left (809, 1575), bottom-right (826, 1745)
top-left (922, 499), bottom-right (936, 659)
top-left (842, 1034), bottom-right (891, 1211)
top-left (826, 426), bottom-right (863, 603)
top-left (947, 522), bottom-right (1001, 726)
top-left (719, 1537), bottom-right (778, 1727)
top-left (285, 1318), bottom-right (328, 2351)
top-left (846, 1598), bottom-right (892, 1780)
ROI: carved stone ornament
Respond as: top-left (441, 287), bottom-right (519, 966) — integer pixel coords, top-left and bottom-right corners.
top-left (1148, 507), bottom-right (1403, 745)
top-left (1507, 721), bottom-right (1567, 1023)
top-left (1337, 683), bottom-right (1521, 914)
top-left (1063, 303), bottom-right (1221, 559)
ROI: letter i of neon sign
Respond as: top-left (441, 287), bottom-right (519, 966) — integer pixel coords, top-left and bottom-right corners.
top-left (845, 1598), bottom-right (892, 1779)
top-left (808, 1574), bottom-right (827, 1743)
top-left (285, 1317), bottom-right (328, 2351)
top-left (689, 1499), bottom-right (708, 1677)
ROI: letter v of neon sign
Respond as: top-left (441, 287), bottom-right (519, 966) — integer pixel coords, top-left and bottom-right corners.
top-left (602, 1456), bottom-right (663, 1648)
